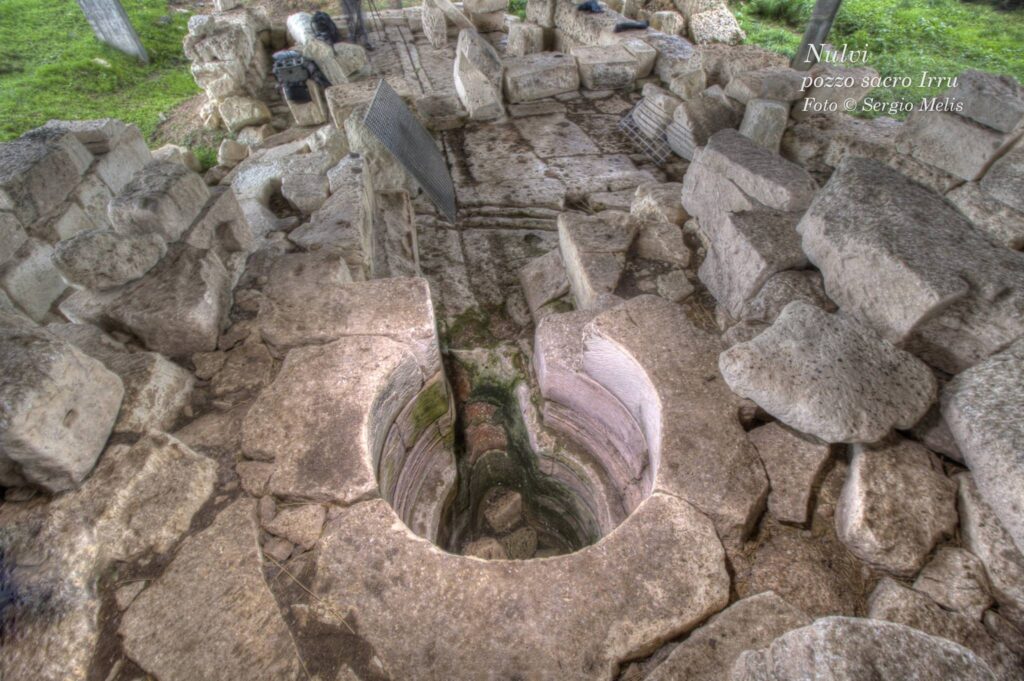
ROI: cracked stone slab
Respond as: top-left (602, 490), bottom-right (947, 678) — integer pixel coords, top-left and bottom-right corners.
top-left (120, 499), bottom-right (304, 681)
top-left (313, 492), bottom-right (729, 680)
top-left (913, 547), bottom-right (994, 621)
top-left (647, 591), bottom-right (810, 681)
top-left (242, 336), bottom-right (422, 504)
top-left (719, 302), bottom-right (936, 444)
top-left (558, 211), bottom-right (636, 310)
top-left (942, 339), bottom-right (1024, 554)
top-left (732, 616), bottom-right (997, 681)
top-left (797, 155), bottom-right (1024, 373)
top-left (836, 436), bottom-right (957, 577)
top-left (584, 295), bottom-right (769, 544)
top-left (258, 275), bottom-right (441, 376)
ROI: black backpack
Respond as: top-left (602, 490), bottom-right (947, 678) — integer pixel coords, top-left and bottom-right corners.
top-left (311, 11), bottom-right (342, 44)
top-left (272, 50), bottom-right (331, 102)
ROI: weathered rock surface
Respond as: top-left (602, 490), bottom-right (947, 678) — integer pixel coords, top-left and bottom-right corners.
top-left (454, 29), bottom-right (504, 120)
top-left (519, 248), bottom-right (569, 320)
top-left (942, 339), bottom-right (1024, 554)
top-left (913, 547), bottom-right (994, 621)
top-left (0, 317), bottom-right (123, 490)
top-left (739, 98), bottom-right (790, 152)
top-left (52, 229), bottom-right (166, 290)
top-left (571, 44), bottom-right (636, 90)
top-left (720, 302), bottom-right (936, 444)
top-left (313, 493), bottom-right (729, 679)
top-left (981, 141), bottom-right (1024, 214)
top-left (631, 181), bottom-right (687, 226)
top-left (242, 336), bottom-right (422, 503)
top-left (736, 269), bottom-right (833, 325)
top-left (1, 237), bottom-right (67, 320)
top-left (0, 126), bottom-right (92, 228)
top-left (958, 473), bottom-right (1024, 628)
top-left (647, 591), bottom-right (810, 681)
top-left (732, 616), bottom-right (997, 681)
top-left (797, 155), bottom-right (1024, 373)
top-left (120, 499), bottom-right (304, 681)
top-left (107, 244), bottom-right (231, 356)
top-left (558, 211), bottom-right (636, 310)
top-left (108, 159), bottom-right (210, 242)
top-left (835, 436), bottom-right (957, 577)
top-left (748, 423), bottom-right (832, 526)
top-left (503, 52), bottom-right (580, 103)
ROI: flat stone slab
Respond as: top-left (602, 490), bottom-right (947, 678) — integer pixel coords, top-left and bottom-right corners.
top-left (242, 336), bottom-right (422, 504)
top-left (584, 296), bottom-right (769, 544)
top-left (797, 155), bottom-right (1024, 374)
top-left (720, 302), bottom-right (936, 444)
top-left (943, 339), bottom-right (1024, 554)
top-left (913, 547), bottom-right (994, 621)
top-left (748, 423), bottom-right (832, 526)
top-left (503, 52), bottom-right (580, 103)
top-left (120, 499), bottom-right (303, 681)
top-left (313, 492), bottom-right (729, 679)
top-left (258, 275), bottom-right (441, 376)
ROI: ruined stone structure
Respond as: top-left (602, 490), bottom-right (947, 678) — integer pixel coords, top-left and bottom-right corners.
top-left (1, 0), bottom-right (1023, 679)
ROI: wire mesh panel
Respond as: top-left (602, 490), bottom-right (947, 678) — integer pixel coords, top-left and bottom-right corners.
top-left (618, 102), bottom-right (673, 166)
top-left (363, 79), bottom-right (457, 222)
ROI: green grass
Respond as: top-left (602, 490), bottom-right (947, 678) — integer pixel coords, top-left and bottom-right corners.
top-left (0, 0), bottom-right (198, 142)
top-left (734, 0), bottom-right (1024, 118)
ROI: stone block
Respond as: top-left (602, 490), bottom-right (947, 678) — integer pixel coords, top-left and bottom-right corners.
top-left (52, 229), bottom-right (166, 291)
top-left (503, 52), bottom-right (580, 103)
top-left (571, 44), bottom-right (637, 90)
top-left (108, 159), bottom-right (211, 242)
top-left (507, 22), bottom-right (545, 57)
top-left (0, 238), bottom-right (66, 321)
top-left (454, 29), bottom-right (505, 120)
top-left (739, 98), bottom-right (790, 152)
top-left (0, 127), bottom-right (92, 228)
top-left (689, 5), bottom-right (744, 44)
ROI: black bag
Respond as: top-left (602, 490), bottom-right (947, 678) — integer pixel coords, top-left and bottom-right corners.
top-left (272, 50), bottom-right (330, 102)
top-left (311, 11), bottom-right (342, 44)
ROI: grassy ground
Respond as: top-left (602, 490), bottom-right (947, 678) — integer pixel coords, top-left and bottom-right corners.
top-left (734, 0), bottom-right (1024, 117)
top-left (0, 0), bottom-right (198, 142)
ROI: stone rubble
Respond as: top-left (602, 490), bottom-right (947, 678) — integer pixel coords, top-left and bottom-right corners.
top-left (2, 4), bottom-right (1024, 679)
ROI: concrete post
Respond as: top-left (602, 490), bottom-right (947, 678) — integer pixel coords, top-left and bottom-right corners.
top-left (792, 0), bottom-right (842, 71)
top-left (76, 0), bottom-right (150, 64)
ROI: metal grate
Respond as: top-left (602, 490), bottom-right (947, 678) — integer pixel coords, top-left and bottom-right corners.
top-left (362, 79), bottom-right (457, 222)
top-left (618, 102), bottom-right (673, 166)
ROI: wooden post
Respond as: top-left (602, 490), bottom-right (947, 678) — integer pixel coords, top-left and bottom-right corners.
top-left (792, 0), bottom-right (842, 71)
top-left (76, 0), bottom-right (149, 64)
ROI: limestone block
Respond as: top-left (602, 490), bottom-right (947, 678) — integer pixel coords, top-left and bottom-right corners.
top-left (93, 124), bottom-right (153, 193)
top-left (725, 66), bottom-right (805, 104)
top-left (958, 474), bottom-right (1024, 629)
top-left (0, 317), bottom-right (124, 491)
top-left (732, 617), bottom-right (997, 681)
top-left (454, 29), bottom-right (505, 119)
top-left (558, 211), bottom-right (636, 310)
top-left (0, 127), bottom-right (92, 228)
top-left (107, 244), bottom-right (232, 356)
top-left (946, 70), bottom-right (1024, 134)
top-left (622, 38), bottom-right (657, 79)
top-left (797, 155), bottom-right (1024, 373)
top-left (647, 592), bottom-right (810, 681)
top-left (182, 187), bottom-right (255, 260)
top-left (40, 118), bottom-right (128, 155)
top-left (0, 211), bottom-right (26, 267)
top-left (945, 182), bottom-right (1024, 250)
top-left (301, 38), bottom-right (369, 86)
top-left (689, 5), bottom-right (745, 44)
top-left (737, 269), bottom-right (834, 325)
top-left (571, 44), bottom-right (637, 90)
top-left (836, 437), bottom-right (957, 576)
top-left (943, 339), bottom-right (1024, 554)
top-left (914, 548), bottom-right (994, 621)
top-left (526, 0), bottom-right (556, 27)
top-left (698, 209), bottom-right (806, 319)
top-left (281, 173), bottom-right (330, 214)
top-left (0, 238), bottom-right (66, 321)
top-left (899, 109), bottom-right (1020, 182)
top-left (748, 423), bottom-right (832, 526)
top-left (463, 536), bottom-right (507, 559)
top-left (981, 141), bottom-right (1024, 214)
top-left (631, 181), bottom-right (687, 225)
top-left (426, 0), bottom-right (474, 28)
top-left (507, 22), bottom-right (545, 57)
top-left (869, 578), bottom-right (1022, 679)
top-left (52, 229), bottom-right (166, 290)
top-left (263, 504), bottom-right (326, 550)
top-left (120, 501), bottom-right (303, 680)
top-left (518, 248), bottom-right (569, 318)
top-left (503, 52), bottom-right (580, 103)
top-left (108, 159), bottom-right (211, 242)
top-left (719, 302), bottom-right (937, 444)
top-left (650, 10), bottom-right (687, 36)
top-left (216, 139), bottom-right (248, 168)
top-left (217, 95), bottom-right (272, 133)
top-left (739, 98), bottom-right (790, 152)
top-left (635, 221), bottom-right (689, 266)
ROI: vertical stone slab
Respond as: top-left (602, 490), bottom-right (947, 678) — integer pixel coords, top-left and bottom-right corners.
top-left (76, 0), bottom-right (149, 64)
